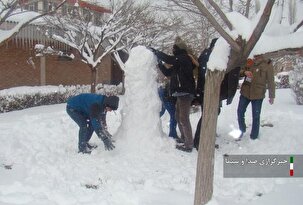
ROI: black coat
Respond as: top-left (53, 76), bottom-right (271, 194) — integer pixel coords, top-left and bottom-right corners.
top-left (196, 48), bottom-right (240, 105)
top-left (220, 67), bottom-right (240, 104)
top-left (196, 48), bottom-right (211, 102)
top-left (155, 49), bottom-right (195, 96)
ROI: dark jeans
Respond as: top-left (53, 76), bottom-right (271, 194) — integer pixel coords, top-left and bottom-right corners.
top-left (175, 94), bottom-right (194, 149)
top-left (66, 106), bottom-right (94, 151)
top-left (159, 87), bottom-right (178, 138)
top-left (194, 98), bottom-right (222, 149)
top-left (237, 95), bottom-right (263, 139)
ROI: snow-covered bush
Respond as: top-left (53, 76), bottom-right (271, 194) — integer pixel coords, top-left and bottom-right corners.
top-left (289, 57), bottom-right (303, 105)
top-left (0, 84), bottom-right (123, 113)
top-left (275, 72), bottom-right (290, 88)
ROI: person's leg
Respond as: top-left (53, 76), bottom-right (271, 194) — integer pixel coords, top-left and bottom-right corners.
top-left (175, 98), bottom-right (185, 141)
top-left (194, 116), bottom-right (202, 149)
top-left (66, 107), bottom-right (90, 153)
top-left (160, 104), bottom-right (165, 117)
top-left (164, 100), bottom-right (178, 138)
top-left (158, 87), bottom-right (166, 117)
top-left (176, 95), bottom-right (193, 149)
top-left (85, 120), bottom-right (94, 142)
top-left (237, 95), bottom-right (251, 134)
top-left (250, 99), bottom-right (263, 139)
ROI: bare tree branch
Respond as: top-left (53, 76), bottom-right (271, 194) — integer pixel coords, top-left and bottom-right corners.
top-left (293, 19), bottom-right (303, 32)
top-left (243, 0), bottom-right (276, 57)
top-left (191, 0), bottom-right (241, 51)
top-left (0, 0), bottom-right (66, 46)
top-left (245, 0), bottom-right (252, 18)
top-left (208, 0), bottom-right (233, 30)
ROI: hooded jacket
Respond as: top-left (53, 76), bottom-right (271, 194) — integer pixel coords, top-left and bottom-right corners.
top-left (155, 47), bottom-right (195, 96)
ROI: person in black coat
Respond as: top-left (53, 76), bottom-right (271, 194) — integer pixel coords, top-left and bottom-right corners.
top-left (150, 37), bottom-right (196, 152)
top-left (194, 38), bottom-right (218, 150)
top-left (194, 38), bottom-right (240, 150)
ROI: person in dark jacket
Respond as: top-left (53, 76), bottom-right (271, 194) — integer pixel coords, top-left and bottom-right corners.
top-left (151, 36), bottom-right (196, 152)
top-left (66, 93), bottom-right (119, 154)
top-left (196, 38), bottom-right (218, 104)
top-left (194, 38), bottom-right (218, 150)
top-left (193, 38), bottom-right (241, 149)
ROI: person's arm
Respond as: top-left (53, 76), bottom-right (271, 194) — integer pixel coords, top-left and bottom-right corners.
top-left (267, 61), bottom-right (275, 104)
top-left (188, 54), bottom-right (199, 67)
top-left (154, 50), bottom-right (178, 65)
top-left (158, 61), bottom-right (173, 77)
top-left (90, 104), bottom-right (115, 150)
top-left (100, 113), bottom-right (113, 140)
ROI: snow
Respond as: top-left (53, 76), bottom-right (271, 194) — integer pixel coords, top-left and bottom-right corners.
top-left (0, 9), bottom-right (41, 43)
top-left (115, 46), bottom-right (164, 152)
top-left (208, 2), bottom-right (303, 71)
top-left (208, 38), bottom-right (230, 71)
top-left (1, 47), bottom-right (303, 205)
top-left (0, 86), bottom-right (64, 96)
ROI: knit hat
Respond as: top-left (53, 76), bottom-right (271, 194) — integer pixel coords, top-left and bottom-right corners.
top-left (174, 36), bottom-right (188, 51)
top-left (104, 96), bottom-right (119, 110)
top-left (246, 58), bottom-right (254, 67)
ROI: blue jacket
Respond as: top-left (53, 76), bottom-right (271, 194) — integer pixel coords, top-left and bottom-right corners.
top-left (67, 93), bottom-right (106, 134)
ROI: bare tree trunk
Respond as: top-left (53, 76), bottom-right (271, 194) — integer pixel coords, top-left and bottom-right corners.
top-left (229, 0), bottom-right (233, 12)
top-left (255, 0), bottom-right (261, 14)
top-left (245, 0), bottom-right (252, 18)
top-left (194, 70), bottom-right (225, 205)
top-left (90, 67), bottom-right (97, 93)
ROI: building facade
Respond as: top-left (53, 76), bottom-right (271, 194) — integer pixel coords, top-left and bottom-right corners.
top-left (0, 0), bottom-right (123, 90)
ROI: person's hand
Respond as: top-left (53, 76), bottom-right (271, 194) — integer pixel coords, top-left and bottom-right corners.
top-left (147, 47), bottom-right (157, 53)
top-left (244, 71), bottom-right (253, 78)
top-left (102, 136), bottom-right (115, 151)
top-left (98, 130), bottom-right (115, 150)
top-left (157, 59), bottom-right (163, 65)
top-left (269, 98), bottom-right (274, 105)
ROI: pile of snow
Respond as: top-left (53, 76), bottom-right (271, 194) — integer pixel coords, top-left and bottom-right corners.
top-left (115, 46), bottom-right (164, 153)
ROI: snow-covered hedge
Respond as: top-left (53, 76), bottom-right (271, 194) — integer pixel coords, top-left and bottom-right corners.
top-left (0, 84), bottom-right (123, 113)
top-left (289, 58), bottom-right (303, 105)
top-left (275, 72), bottom-right (290, 89)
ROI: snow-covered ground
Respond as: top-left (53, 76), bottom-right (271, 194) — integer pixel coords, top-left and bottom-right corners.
top-left (1, 89), bottom-right (303, 205)
top-left (1, 47), bottom-right (303, 205)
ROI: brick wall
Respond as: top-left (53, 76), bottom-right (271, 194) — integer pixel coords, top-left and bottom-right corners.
top-left (0, 42), bottom-right (122, 90)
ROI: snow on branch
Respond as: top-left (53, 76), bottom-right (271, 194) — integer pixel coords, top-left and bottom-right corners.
top-left (0, 0), bottom-right (66, 46)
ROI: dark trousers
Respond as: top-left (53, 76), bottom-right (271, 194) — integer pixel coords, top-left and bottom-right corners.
top-left (159, 87), bottom-right (178, 138)
top-left (176, 95), bottom-right (194, 149)
top-left (66, 106), bottom-right (94, 151)
top-left (194, 99), bottom-right (222, 149)
top-left (237, 95), bottom-right (263, 139)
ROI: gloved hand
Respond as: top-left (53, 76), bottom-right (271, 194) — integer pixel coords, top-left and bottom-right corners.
top-left (102, 136), bottom-right (115, 151)
top-left (98, 130), bottom-right (115, 151)
top-left (157, 59), bottom-right (163, 65)
top-left (104, 130), bottom-right (115, 142)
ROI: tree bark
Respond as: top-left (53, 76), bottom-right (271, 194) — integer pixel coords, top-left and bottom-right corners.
top-left (194, 70), bottom-right (225, 205)
top-left (243, 0), bottom-right (276, 58)
top-left (90, 67), bottom-right (97, 93)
